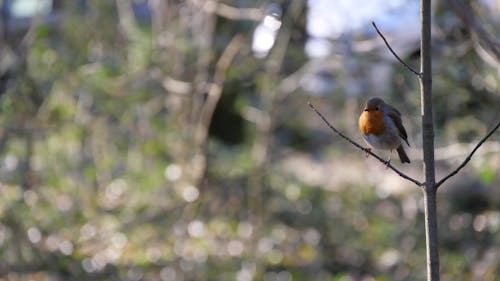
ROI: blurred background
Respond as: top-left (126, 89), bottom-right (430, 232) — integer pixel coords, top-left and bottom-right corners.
top-left (0, 0), bottom-right (499, 280)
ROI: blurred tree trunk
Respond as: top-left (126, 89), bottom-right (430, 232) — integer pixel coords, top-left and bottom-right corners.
top-left (149, 1), bottom-right (216, 186)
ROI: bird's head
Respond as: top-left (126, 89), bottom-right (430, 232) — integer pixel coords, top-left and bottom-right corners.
top-left (363, 97), bottom-right (386, 112)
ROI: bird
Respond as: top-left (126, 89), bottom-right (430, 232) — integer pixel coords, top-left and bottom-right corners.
top-left (358, 97), bottom-right (410, 164)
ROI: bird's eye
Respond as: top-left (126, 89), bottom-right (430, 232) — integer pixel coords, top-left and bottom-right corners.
top-left (375, 107), bottom-right (379, 111)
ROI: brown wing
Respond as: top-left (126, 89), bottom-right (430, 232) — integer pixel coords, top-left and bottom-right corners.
top-left (386, 105), bottom-right (410, 146)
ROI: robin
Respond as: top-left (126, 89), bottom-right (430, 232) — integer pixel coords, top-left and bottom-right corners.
top-left (359, 97), bottom-right (410, 163)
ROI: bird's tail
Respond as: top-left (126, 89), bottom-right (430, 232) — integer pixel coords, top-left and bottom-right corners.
top-left (397, 145), bottom-right (411, 163)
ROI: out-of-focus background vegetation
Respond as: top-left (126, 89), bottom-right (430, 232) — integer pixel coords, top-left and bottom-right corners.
top-left (0, 0), bottom-right (499, 280)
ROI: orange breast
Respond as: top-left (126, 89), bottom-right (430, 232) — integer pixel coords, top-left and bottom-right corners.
top-left (359, 111), bottom-right (386, 136)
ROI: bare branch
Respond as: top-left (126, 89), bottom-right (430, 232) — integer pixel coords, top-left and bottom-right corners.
top-left (215, 3), bottom-right (264, 21)
top-left (371, 21), bottom-right (422, 77)
top-left (415, 141), bottom-right (500, 161)
top-left (195, 35), bottom-right (245, 146)
top-left (308, 102), bottom-right (423, 187)
top-left (435, 120), bottom-right (500, 189)
top-left (193, 0), bottom-right (264, 21)
top-left (116, 0), bottom-right (139, 41)
top-left (162, 77), bottom-right (192, 95)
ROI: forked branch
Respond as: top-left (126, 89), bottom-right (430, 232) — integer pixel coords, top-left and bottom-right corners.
top-left (308, 102), bottom-right (423, 187)
top-left (435, 120), bottom-right (500, 188)
top-left (371, 21), bottom-right (422, 77)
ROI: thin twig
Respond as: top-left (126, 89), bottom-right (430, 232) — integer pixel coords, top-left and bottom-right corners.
top-left (435, 120), bottom-right (500, 189)
top-left (371, 21), bottom-right (422, 77)
top-left (308, 102), bottom-right (423, 187)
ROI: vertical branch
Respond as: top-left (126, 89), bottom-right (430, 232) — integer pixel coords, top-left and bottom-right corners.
top-left (115, 0), bottom-right (139, 39)
top-left (189, 2), bottom-right (217, 185)
top-left (420, 0), bottom-right (440, 280)
top-left (252, 0), bottom-right (304, 166)
top-left (21, 130), bottom-right (34, 190)
top-left (248, 2), bottom-right (304, 278)
top-left (190, 2), bottom-right (217, 127)
top-left (423, 186), bottom-right (440, 281)
top-left (192, 35), bottom-right (244, 183)
top-left (115, 0), bottom-right (143, 72)
top-left (1, 1), bottom-right (10, 43)
top-left (195, 35), bottom-right (245, 148)
top-left (421, 3), bottom-right (435, 184)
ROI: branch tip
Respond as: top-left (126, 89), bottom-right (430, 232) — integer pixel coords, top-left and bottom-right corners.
top-left (435, 120), bottom-right (500, 188)
top-left (371, 21), bottom-right (422, 77)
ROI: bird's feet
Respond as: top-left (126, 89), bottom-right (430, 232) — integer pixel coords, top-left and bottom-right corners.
top-left (364, 148), bottom-right (371, 158)
top-left (385, 153), bottom-right (392, 169)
